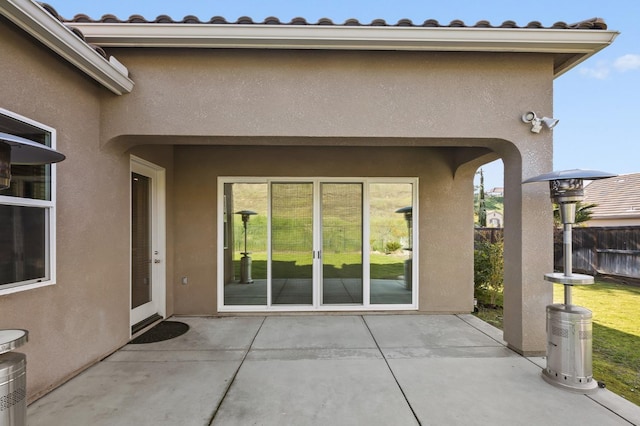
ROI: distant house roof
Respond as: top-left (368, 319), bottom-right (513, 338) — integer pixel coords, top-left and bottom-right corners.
top-left (584, 173), bottom-right (640, 220)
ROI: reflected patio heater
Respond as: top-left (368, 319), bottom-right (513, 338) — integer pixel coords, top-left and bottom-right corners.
top-left (395, 206), bottom-right (412, 289)
top-left (523, 169), bottom-right (615, 393)
top-left (0, 132), bottom-right (65, 425)
top-left (235, 210), bottom-right (257, 284)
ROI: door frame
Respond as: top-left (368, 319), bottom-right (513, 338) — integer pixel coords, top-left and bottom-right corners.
top-left (130, 155), bottom-right (166, 329)
top-left (218, 177), bottom-right (418, 312)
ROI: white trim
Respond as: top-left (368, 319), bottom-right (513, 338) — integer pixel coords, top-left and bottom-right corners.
top-left (69, 23), bottom-right (618, 77)
top-left (217, 176), bottom-right (418, 312)
top-left (0, 108), bottom-right (57, 295)
top-left (0, 0), bottom-right (134, 95)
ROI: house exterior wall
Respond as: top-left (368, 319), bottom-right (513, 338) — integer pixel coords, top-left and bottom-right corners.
top-left (102, 48), bottom-right (554, 353)
top-left (0, 21), bottom-right (131, 400)
top-left (172, 145), bottom-right (474, 314)
top-left (1, 24), bottom-right (557, 401)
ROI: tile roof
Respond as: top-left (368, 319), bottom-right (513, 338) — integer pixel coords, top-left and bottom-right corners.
top-left (584, 173), bottom-right (640, 219)
top-left (62, 13), bottom-right (608, 31)
top-left (38, 2), bottom-right (607, 30)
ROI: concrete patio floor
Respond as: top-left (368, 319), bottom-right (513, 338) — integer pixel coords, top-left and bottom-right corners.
top-left (27, 314), bottom-right (640, 425)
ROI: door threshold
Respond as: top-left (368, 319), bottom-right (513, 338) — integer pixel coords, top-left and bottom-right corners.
top-left (131, 313), bottom-right (163, 334)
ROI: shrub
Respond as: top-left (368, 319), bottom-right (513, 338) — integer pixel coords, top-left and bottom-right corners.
top-left (385, 241), bottom-right (402, 253)
top-left (474, 238), bottom-right (504, 307)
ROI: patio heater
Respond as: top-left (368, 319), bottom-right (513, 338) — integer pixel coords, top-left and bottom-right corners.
top-left (523, 169), bottom-right (615, 393)
top-left (0, 132), bottom-right (65, 426)
top-left (235, 210), bottom-right (257, 284)
top-left (395, 206), bottom-right (412, 289)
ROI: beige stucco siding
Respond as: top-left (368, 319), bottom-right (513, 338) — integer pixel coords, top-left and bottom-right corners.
top-left (172, 145), bottom-right (476, 314)
top-left (1, 21), bottom-right (130, 400)
top-left (101, 49), bottom-right (553, 146)
top-left (105, 47), bottom-right (554, 354)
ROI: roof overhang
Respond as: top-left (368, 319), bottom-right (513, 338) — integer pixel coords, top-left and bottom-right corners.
top-left (0, 0), bottom-right (134, 95)
top-left (70, 23), bottom-right (618, 77)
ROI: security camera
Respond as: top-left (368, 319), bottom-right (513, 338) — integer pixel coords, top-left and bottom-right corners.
top-left (521, 111), bottom-right (537, 123)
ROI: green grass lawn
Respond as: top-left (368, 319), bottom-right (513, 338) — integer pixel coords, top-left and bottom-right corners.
top-left (233, 252), bottom-right (406, 279)
top-left (476, 280), bottom-right (640, 406)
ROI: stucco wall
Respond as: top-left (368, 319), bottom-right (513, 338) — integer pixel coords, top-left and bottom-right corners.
top-left (103, 47), bottom-right (555, 353)
top-left (173, 145), bottom-right (475, 314)
top-left (0, 21), bottom-right (131, 400)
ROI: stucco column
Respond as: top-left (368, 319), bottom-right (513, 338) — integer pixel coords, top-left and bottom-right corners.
top-left (502, 151), bottom-right (553, 355)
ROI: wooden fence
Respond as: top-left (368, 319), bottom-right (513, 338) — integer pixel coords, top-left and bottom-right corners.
top-left (554, 226), bottom-right (640, 279)
top-left (475, 226), bottom-right (640, 280)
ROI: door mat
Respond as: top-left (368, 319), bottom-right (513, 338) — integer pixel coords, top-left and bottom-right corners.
top-left (130, 321), bottom-right (189, 344)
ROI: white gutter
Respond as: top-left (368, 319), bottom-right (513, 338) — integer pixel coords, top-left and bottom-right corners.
top-left (0, 0), bottom-right (134, 95)
top-left (71, 23), bottom-right (618, 77)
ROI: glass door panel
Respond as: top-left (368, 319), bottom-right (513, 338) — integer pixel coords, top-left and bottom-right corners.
top-left (321, 183), bottom-right (363, 304)
top-left (223, 183), bottom-right (268, 305)
top-left (131, 172), bottom-right (152, 309)
top-left (271, 183), bottom-right (314, 305)
top-left (369, 183), bottom-right (413, 304)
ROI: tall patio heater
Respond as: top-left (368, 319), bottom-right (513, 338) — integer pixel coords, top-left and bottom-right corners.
top-left (523, 169), bottom-right (615, 393)
top-left (1, 132), bottom-right (65, 426)
top-left (395, 207), bottom-right (412, 289)
top-left (235, 210), bottom-right (257, 284)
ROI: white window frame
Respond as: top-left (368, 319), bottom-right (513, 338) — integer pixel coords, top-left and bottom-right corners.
top-left (0, 108), bottom-right (57, 295)
top-left (217, 176), bottom-right (418, 312)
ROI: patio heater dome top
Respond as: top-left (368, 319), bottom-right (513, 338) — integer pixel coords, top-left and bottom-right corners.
top-left (0, 132), bottom-right (66, 165)
top-left (523, 169), bottom-right (616, 184)
top-left (235, 210), bottom-right (257, 216)
top-left (394, 206), bottom-right (412, 214)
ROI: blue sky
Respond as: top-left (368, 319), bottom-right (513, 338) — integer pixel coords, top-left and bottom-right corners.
top-left (51, 0), bottom-right (640, 190)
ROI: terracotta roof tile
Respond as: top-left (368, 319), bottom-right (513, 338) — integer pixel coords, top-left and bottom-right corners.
top-left (37, 3), bottom-right (108, 58)
top-left (51, 8), bottom-right (607, 31)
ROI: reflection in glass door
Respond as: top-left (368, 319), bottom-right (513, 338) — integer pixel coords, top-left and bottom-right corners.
top-left (271, 183), bottom-right (314, 305)
top-left (321, 183), bottom-right (363, 304)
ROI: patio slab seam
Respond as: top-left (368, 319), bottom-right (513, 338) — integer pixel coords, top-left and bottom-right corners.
top-left (361, 315), bottom-right (422, 424)
top-left (208, 315), bottom-right (266, 425)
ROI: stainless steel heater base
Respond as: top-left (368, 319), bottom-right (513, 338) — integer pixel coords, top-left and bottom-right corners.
top-left (542, 304), bottom-right (598, 394)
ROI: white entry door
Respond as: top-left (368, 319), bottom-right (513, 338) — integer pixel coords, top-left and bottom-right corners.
top-left (130, 156), bottom-right (166, 329)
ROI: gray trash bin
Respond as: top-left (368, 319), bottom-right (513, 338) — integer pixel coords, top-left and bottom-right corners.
top-left (0, 330), bottom-right (28, 426)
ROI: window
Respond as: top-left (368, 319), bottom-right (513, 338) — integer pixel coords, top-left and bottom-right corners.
top-left (0, 109), bottom-right (57, 293)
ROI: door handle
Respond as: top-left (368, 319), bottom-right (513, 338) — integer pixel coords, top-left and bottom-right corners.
top-left (154, 259), bottom-right (161, 264)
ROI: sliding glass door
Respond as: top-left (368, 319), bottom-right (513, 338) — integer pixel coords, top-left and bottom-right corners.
top-left (219, 178), bottom-right (416, 311)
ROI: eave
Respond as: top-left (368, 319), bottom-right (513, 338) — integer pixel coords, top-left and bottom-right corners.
top-left (69, 23), bottom-right (618, 77)
top-left (0, 0), bottom-right (134, 95)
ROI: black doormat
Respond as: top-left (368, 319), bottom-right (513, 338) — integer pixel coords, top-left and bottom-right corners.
top-left (130, 321), bottom-right (189, 344)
